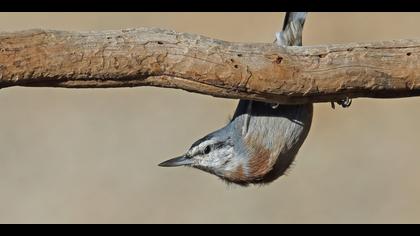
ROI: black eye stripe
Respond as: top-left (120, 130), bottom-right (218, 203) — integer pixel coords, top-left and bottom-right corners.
top-left (213, 142), bottom-right (224, 149)
top-left (190, 134), bottom-right (213, 149)
top-left (190, 137), bottom-right (232, 156)
top-left (202, 142), bottom-right (223, 155)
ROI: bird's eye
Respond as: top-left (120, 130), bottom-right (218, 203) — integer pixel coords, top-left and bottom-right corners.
top-left (204, 146), bottom-right (211, 154)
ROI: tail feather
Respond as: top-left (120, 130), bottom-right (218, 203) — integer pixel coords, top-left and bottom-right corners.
top-left (277, 12), bottom-right (307, 46)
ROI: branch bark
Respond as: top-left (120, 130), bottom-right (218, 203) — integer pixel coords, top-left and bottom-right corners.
top-left (1, 28), bottom-right (420, 104)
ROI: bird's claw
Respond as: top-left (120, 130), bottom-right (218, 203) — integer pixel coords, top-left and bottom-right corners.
top-left (331, 97), bottom-right (352, 109)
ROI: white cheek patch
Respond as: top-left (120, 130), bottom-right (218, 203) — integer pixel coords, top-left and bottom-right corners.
top-left (197, 157), bottom-right (215, 167)
top-left (197, 146), bottom-right (234, 169)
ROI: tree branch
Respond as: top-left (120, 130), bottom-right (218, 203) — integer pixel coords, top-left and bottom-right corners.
top-left (0, 28), bottom-right (420, 104)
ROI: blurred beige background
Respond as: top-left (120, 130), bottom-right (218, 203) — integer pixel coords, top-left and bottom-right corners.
top-left (0, 13), bottom-right (419, 224)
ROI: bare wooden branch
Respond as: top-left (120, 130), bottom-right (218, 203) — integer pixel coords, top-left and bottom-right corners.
top-left (0, 28), bottom-right (420, 104)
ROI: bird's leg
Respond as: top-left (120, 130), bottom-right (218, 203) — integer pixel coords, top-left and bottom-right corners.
top-left (331, 97), bottom-right (352, 109)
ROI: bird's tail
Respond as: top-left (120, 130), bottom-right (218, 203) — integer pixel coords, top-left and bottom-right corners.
top-left (277, 12), bottom-right (307, 46)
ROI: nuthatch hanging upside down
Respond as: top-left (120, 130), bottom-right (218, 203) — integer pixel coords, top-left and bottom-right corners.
top-left (159, 12), bottom-right (314, 186)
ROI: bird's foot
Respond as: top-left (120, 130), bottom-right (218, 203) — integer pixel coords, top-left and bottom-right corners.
top-left (331, 97), bottom-right (352, 109)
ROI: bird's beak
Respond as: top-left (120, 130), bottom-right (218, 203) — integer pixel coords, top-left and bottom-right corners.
top-left (158, 155), bottom-right (194, 167)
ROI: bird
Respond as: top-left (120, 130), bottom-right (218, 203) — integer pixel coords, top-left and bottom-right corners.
top-left (158, 12), bottom-right (314, 186)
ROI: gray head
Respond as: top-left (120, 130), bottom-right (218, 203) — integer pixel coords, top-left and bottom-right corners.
top-left (159, 101), bottom-right (313, 186)
top-left (158, 125), bottom-right (243, 184)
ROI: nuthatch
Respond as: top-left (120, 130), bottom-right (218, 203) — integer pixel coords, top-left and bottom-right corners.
top-left (159, 12), bottom-right (314, 186)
